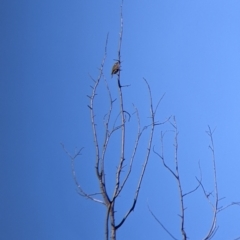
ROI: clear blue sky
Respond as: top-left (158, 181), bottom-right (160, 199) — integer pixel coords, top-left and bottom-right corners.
top-left (1, 0), bottom-right (240, 239)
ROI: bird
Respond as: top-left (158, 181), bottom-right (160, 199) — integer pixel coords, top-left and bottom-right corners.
top-left (111, 61), bottom-right (120, 77)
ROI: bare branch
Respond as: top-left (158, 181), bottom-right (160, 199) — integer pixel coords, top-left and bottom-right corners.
top-left (106, 3), bottom-right (125, 239)
top-left (202, 126), bottom-right (219, 240)
top-left (147, 203), bottom-right (178, 240)
top-left (182, 161), bottom-right (202, 197)
top-left (153, 117), bottom-right (187, 239)
top-left (88, 34), bottom-right (112, 209)
top-left (153, 92), bottom-right (166, 115)
top-left (61, 143), bottom-right (104, 204)
top-left (116, 103), bottom-right (148, 197)
top-left (115, 78), bottom-right (159, 229)
top-left (218, 201), bottom-right (240, 213)
top-left (100, 76), bottom-right (114, 188)
top-left (196, 178), bottom-right (214, 202)
top-left (153, 131), bottom-right (177, 178)
top-left (171, 117), bottom-right (187, 240)
top-left (112, 0), bottom-right (125, 203)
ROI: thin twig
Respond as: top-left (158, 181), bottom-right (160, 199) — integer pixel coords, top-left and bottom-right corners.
top-left (183, 161), bottom-right (202, 197)
top-left (147, 203), bottom-right (178, 240)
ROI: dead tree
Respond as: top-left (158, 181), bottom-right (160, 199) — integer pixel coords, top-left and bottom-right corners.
top-left (149, 117), bottom-right (240, 239)
top-left (62, 2), bottom-right (166, 240)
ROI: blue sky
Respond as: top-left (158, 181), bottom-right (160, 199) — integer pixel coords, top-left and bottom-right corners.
top-left (1, 0), bottom-right (240, 239)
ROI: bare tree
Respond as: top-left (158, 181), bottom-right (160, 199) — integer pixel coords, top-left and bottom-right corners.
top-left (62, 2), bottom-right (240, 239)
top-left (149, 117), bottom-right (240, 240)
top-left (62, 2), bottom-right (167, 240)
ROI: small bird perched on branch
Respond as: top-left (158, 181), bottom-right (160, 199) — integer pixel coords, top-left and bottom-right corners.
top-left (111, 61), bottom-right (120, 77)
